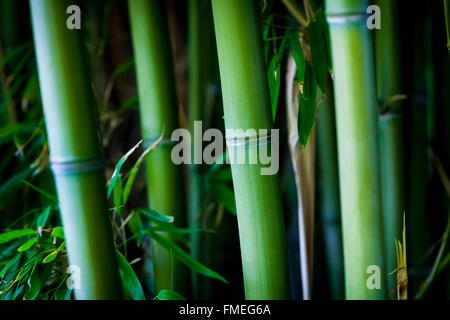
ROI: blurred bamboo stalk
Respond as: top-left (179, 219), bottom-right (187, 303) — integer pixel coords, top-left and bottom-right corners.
top-left (326, 0), bottom-right (387, 299)
top-left (188, 0), bottom-right (217, 299)
top-left (374, 0), bottom-right (406, 299)
top-left (128, 0), bottom-right (188, 295)
top-left (316, 77), bottom-right (345, 300)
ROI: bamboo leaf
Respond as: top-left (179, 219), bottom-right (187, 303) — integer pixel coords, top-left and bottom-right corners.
top-left (209, 183), bottom-right (237, 215)
top-left (21, 179), bottom-right (58, 203)
top-left (157, 289), bottom-right (186, 300)
top-left (37, 206), bottom-right (51, 228)
top-left (147, 226), bottom-right (216, 234)
top-left (17, 238), bottom-right (38, 252)
top-left (288, 29), bottom-right (305, 84)
top-left (298, 63), bottom-right (317, 148)
top-left (146, 230), bottom-right (228, 284)
top-left (107, 140), bottom-right (143, 198)
top-left (208, 166), bottom-right (232, 182)
top-left (51, 227), bottom-right (65, 240)
top-left (42, 251), bottom-right (58, 264)
top-left (116, 251), bottom-right (145, 300)
top-left (113, 176), bottom-right (123, 216)
top-left (0, 253), bottom-right (22, 278)
top-left (0, 229), bottom-right (36, 244)
top-left (138, 208), bottom-right (174, 224)
top-left (122, 133), bottom-right (163, 204)
top-left (127, 210), bottom-right (143, 246)
top-left (268, 54), bottom-right (281, 123)
top-left (308, 21), bottom-right (328, 94)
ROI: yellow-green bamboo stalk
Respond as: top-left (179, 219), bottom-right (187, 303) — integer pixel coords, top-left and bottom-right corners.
top-left (212, 0), bottom-right (290, 299)
top-left (30, 0), bottom-right (122, 299)
top-left (127, 0), bottom-right (187, 295)
top-left (326, 0), bottom-right (387, 299)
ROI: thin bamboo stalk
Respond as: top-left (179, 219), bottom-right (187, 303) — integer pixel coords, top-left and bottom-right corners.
top-left (316, 78), bottom-right (345, 300)
top-left (211, 0), bottom-right (290, 299)
top-left (29, 0), bottom-right (122, 299)
top-left (188, 0), bottom-right (216, 299)
top-left (444, 0), bottom-right (450, 52)
top-left (127, 0), bottom-right (187, 295)
top-left (374, 0), bottom-right (406, 298)
top-left (326, 0), bottom-right (387, 299)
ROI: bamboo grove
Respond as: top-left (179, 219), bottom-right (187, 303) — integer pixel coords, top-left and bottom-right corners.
top-left (0, 0), bottom-right (449, 301)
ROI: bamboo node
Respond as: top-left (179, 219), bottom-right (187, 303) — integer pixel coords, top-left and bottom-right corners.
top-left (50, 158), bottom-right (105, 175)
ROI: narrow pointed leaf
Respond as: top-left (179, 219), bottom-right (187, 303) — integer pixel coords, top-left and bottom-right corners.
top-left (298, 64), bottom-right (317, 147)
top-left (146, 230), bottom-right (228, 284)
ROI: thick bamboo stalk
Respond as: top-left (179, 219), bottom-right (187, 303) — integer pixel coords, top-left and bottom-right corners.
top-left (326, 0), bottom-right (387, 299)
top-left (316, 78), bottom-right (345, 300)
top-left (29, 0), bottom-right (122, 299)
top-left (374, 0), bottom-right (406, 298)
top-left (211, 0), bottom-right (290, 299)
top-left (128, 0), bottom-right (187, 295)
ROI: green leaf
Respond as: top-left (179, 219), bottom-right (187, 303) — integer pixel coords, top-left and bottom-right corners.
top-left (289, 29), bottom-right (305, 84)
top-left (308, 21), bottom-right (328, 94)
top-left (127, 210), bottom-right (143, 246)
top-left (37, 206), bottom-right (51, 228)
top-left (116, 251), bottom-right (145, 300)
top-left (43, 251), bottom-right (58, 264)
top-left (298, 63), bottom-right (317, 148)
top-left (110, 59), bottom-right (135, 83)
top-left (17, 237), bottom-right (38, 252)
top-left (139, 208), bottom-right (174, 224)
top-left (122, 135), bottom-right (162, 204)
top-left (57, 241), bottom-right (66, 252)
top-left (146, 226), bottom-right (216, 235)
top-left (0, 41), bottom-right (32, 68)
top-left (107, 140), bottom-right (142, 198)
top-left (146, 230), bottom-right (228, 284)
top-left (157, 289), bottom-right (186, 300)
top-left (0, 253), bottom-right (22, 278)
top-left (315, 8), bottom-right (332, 71)
top-left (268, 54), bottom-right (281, 123)
top-left (208, 166), bottom-right (232, 182)
top-left (209, 183), bottom-right (237, 215)
top-left (21, 180), bottom-right (58, 203)
top-left (113, 175), bottom-right (123, 216)
top-left (51, 227), bottom-right (65, 240)
top-left (0, 229), bottom-right (36, 244)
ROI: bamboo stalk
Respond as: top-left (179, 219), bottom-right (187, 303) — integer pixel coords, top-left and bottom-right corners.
top-left (326, 0), bottom-right (387, 299)
top-left (29, 0), bottom-right (122, 299)
top-left (444, 0), bottom-right (450, 52)
top-left (374, 0), bottom-right (406, 298)
top-left (127, 0), bottom-right (188, 295)
top-left (316, 78), bottom-right (345, 300)
top-left (188, 0), bottom-right (214, 299)
top-left (211, 0), bottom-right (290, 299)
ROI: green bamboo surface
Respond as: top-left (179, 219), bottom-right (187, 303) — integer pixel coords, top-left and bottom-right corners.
top-left (211, 0), bottom-right (290, 299)
top-left (30, 0), bottom-right (122, 299)
top-left (188, 0), bottom-right (215, 299)
top-left (316, 79), bottom-right (344, 300)
top-left (374, 0), bottom-right (405, 298)
top-left (326, 0), bottom-right (387, 299)
top-left (128, 0), bottom-right (187, 295)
